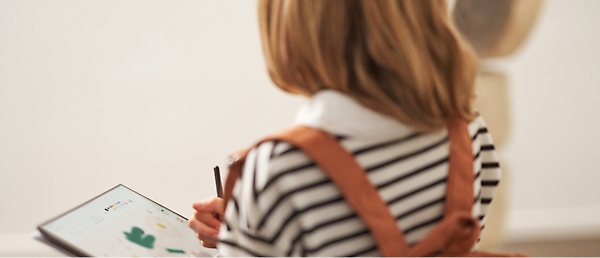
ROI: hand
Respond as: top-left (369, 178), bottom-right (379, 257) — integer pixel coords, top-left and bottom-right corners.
top-left (188, 196), bottom-right (224, 248)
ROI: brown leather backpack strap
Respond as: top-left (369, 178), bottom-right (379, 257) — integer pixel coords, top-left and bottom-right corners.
top-left (222, 125), bottom-right (409, 256)
top-left (404, 119), bottom-right (481, 256)
top-left (222, 148), bottom-right (251, 216)
top-left (435, 119), bottom-right (481, 255)
top-left (408, 212), bottom-right (481, 256)
top-left (432, 120), bottom-right (526, 257)
top-left (269, 126), bottom-right (409, 256)
top-left (445, 119), bottom-right (475, 215)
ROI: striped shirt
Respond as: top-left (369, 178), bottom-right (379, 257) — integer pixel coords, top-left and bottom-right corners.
top-left (218, 90), bottom-right (501, 256)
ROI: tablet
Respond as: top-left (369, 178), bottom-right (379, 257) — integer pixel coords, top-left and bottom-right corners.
top-left (38, 184), bottom-right (208, 257)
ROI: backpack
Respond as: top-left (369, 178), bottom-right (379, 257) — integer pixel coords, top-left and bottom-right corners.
top-left (222, 119), bottom-right (524, 256)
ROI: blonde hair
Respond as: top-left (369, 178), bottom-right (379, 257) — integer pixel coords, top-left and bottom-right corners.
top-left (258, 0), bottom-right (478, 131)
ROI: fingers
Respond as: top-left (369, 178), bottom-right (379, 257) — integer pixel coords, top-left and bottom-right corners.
top-left (192, 197), bottom-right (225, 216)
top-left (189, 214), bottom-right (217, 231)
top-left (188, 220), bottom-right (219, 240)
top-left (189, 197), bottom-right (225, 249)
top-left (200, 236), bottom-right (218, 248)
top-left (188, 215), bottom-right (220, 244)
top-left (193, 209), bottom-right (222, 229)
top-left (192, 197), bottom-right (224, 227)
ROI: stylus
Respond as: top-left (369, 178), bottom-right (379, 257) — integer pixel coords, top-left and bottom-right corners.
top-left (214, 166), bottom-right (223, 198)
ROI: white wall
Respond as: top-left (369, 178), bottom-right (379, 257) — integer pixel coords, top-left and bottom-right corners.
top-left (0, 1), bottom-right (303, 255)
top-left (501, 0), bottom-right (600, 241)
top-left (0, 0), bottom-right (599, 255)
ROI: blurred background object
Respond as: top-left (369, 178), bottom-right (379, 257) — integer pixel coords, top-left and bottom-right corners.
top-left (455, 0), bottom-right (600, 256)
top-left (454, 0), bottom-right (545, 58)
top-left (454, 0), bottom-right (544, 253)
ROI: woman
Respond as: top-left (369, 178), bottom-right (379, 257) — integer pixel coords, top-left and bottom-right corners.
top-left (189, 0), bottom-right (501, 256)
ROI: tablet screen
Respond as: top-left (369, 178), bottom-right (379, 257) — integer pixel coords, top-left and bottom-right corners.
top-left (38, 185), bottom-right (205, 257)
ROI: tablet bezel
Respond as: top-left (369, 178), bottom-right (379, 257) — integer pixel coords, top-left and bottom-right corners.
top-left (37, 184), bottom-right (191, 257)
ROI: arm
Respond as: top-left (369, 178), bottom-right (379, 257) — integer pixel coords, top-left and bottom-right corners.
top-left (218, 141), bottom-right (305, 256)
top-left (469, 116), bottom-right (502, 247)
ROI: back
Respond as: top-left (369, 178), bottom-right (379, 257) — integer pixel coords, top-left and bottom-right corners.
top-left (218, 91), bottom-right (500, 256)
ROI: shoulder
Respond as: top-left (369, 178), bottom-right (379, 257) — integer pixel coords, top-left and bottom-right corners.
top-left (221, 139), bottom-right (326, 256)
top-left (468, 115), bottom-right (491, 139)
top-left (467, 115), bottom-right (498, 155)
top-left (242, 139), bottom-right (321, 195)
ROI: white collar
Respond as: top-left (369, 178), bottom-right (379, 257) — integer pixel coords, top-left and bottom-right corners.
top-left (293, 90), bottom-right (414, 140)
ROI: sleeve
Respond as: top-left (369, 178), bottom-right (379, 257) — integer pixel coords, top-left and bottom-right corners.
top-left (469, 115), bottom-right (502, 247)
top-left (217, 141), bottom-right (306, 256)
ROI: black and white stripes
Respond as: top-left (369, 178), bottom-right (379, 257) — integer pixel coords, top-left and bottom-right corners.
top-left (218, 116), bottom-right (501, 256)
